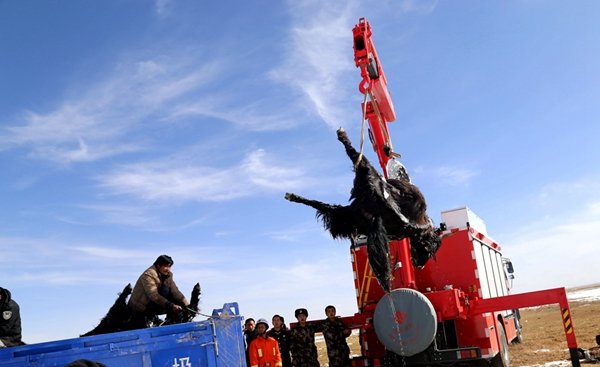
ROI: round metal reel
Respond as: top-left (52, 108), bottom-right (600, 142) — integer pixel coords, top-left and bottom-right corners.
top-left (374, 288), bottom-right (437, 357)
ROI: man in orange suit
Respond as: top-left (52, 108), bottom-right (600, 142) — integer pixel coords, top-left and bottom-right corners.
top-left (249, 318), bottom-right (282, 367)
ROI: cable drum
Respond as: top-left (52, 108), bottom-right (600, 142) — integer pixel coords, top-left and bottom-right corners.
top-left (373, 288), bottom-right (437, 357)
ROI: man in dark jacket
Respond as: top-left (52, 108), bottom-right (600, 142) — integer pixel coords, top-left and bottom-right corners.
top-left (127, 255), bottom-right (189, 329)
top-left (268, 314), bottom-right (292, 367)
top-left (244, 318), bottom-right (257, 367)
top-left (0, 287), bottom-right (25, 347)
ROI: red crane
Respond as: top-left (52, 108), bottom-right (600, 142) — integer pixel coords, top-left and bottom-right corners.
top-left (347, 17), bottom-right (582, 367)
top-left (352, 17), bottom-right (400, 179)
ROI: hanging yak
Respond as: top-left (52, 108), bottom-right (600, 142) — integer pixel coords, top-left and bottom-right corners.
top-left (285, 128), bottom-right (441, 292)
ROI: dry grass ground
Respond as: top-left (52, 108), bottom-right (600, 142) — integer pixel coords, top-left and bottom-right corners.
top-left (315, 295), bottom-right (600, 366)
top-left (510, 298), bottom-right (600, 366)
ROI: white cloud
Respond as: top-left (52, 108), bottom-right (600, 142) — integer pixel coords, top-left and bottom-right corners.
top-left (504, 178), bottom-right (600, 293)
top-left (72, 203), bottom-right (161, 227)
top-left (1, 107), bottom-right (136, 164)
top-left (96, 149), bottom-right (310, 203)
top-left (165, 96), bottom-right (299, 131)
top-left (0, 46), bottom-right (310, 165)
top-left (398, 0), bottom-right (438, 14)
top-left (270, 2), bottom-right (357, 129)
top-left (62, 202), bottom-right (212, 232)
top-left (265, 220), bottom-right (338, 242)
top-left (243, 149), bottom-right (309, 189)
top-left (0, 57), bottom-right (219, 164)
top-left (100, 165), bottom-right (246, 201)
top-left (1, 233), bottom-right (228, 288)
top-left (507, 214), bottom-right (600, 293)
top-left (69, 246), bottom-right (148, 260)
top-left (270, 0), bottom-right (440, 129)
top-left (414, 165), bottom-right (479, 187)
top-left (203, 246), bottom-right (358, 325)
top-left (535, 179), bottom-right (600, 207)
top-left (154, 0), bottom-right (172, 16)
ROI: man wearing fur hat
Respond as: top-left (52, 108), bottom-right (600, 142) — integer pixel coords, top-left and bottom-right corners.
top-left (128, 255), bottom-right (189, 328)
top-left (0, 287), bottom-right (25, 348)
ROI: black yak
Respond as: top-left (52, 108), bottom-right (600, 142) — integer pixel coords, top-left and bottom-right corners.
top-left (81, 283), bottom-right (201, 336)
top-left (285, 128), bottom-right (440, 292)
top-left (81, 283), bottom-right (133, 337)
top-left (163, 282), bottom-right (201, 325)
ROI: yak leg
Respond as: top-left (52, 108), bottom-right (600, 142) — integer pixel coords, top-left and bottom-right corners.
top-left (285, 193), bottom-right (342, 213)
top-left (184, 283), bottom-right (201, 322)
top-left (366, 217), bottom-right (392, 293)
top-left (189, 283), bottom-right (201, 311)
top-left (336, 127), bottom-right (388, 189)
top-left (336, 128), bottom-right (390, 204)
top-left (164, 283), bottom-right (201, 325)
top-left (285, 193), bottom-right (357, 239)
top-left (337, 128), bottom-right (370, 165)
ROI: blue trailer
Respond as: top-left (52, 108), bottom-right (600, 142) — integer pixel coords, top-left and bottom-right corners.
top-left (0, 303), bottom-right (246, 367)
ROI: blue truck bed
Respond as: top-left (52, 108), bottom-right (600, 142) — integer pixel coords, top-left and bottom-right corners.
top-left (0, 303), bottom-right (246, 367)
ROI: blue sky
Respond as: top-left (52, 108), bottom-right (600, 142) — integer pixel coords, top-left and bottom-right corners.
top-left (1, 1), bottom-right (599, 344)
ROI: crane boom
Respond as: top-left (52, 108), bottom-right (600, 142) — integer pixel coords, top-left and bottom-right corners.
top-left (352, 17), bottom-right (399, 179)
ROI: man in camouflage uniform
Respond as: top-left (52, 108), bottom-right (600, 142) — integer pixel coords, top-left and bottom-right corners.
top-left (290, 308), bottom-right (320, 367)
top-left (322, 305), bottom-right (351, 367)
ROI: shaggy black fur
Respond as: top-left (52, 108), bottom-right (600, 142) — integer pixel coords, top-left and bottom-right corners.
top-left (81, 284), bottom-right (133, 337)
top-left (285, 128), bottom-right (441, 292)
top-left (81, 283), bottom-right (201, 336)
top-left (163, 282), bottom-right (201, 325)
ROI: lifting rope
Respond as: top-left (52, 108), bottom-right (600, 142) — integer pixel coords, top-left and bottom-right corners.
top-left (357, 87), bottom-right (399, 173)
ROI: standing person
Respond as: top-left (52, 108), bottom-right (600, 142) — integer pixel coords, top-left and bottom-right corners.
top-left (248, 318), bottom-right (282, 367)
top-left (322, 305), bottom-right (351, 367)
top-left (268, 314), bottom-right (292, 367)
top-left (290, 308), bottom-right (320, 367)
top-left (127, 255), bottom-right (189, 329)
top-left (244, 318), bottom-right (257, 367)
top-left (0, 287), bottom-right (25, 348)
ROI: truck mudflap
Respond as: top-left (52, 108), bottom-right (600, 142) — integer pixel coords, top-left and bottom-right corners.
top-left (0, 302), bottom-right (246, 367)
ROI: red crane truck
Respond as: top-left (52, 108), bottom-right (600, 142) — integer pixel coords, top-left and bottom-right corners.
top-left (319, 18), bottom-right (581, 367)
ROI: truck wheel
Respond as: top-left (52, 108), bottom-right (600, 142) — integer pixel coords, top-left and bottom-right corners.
top-left (512, 316), bottom-right (523, 344)
top-left (490, 320), bottom-right (510, 367)
top-left (512, 310), bottom-right (523, 344)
